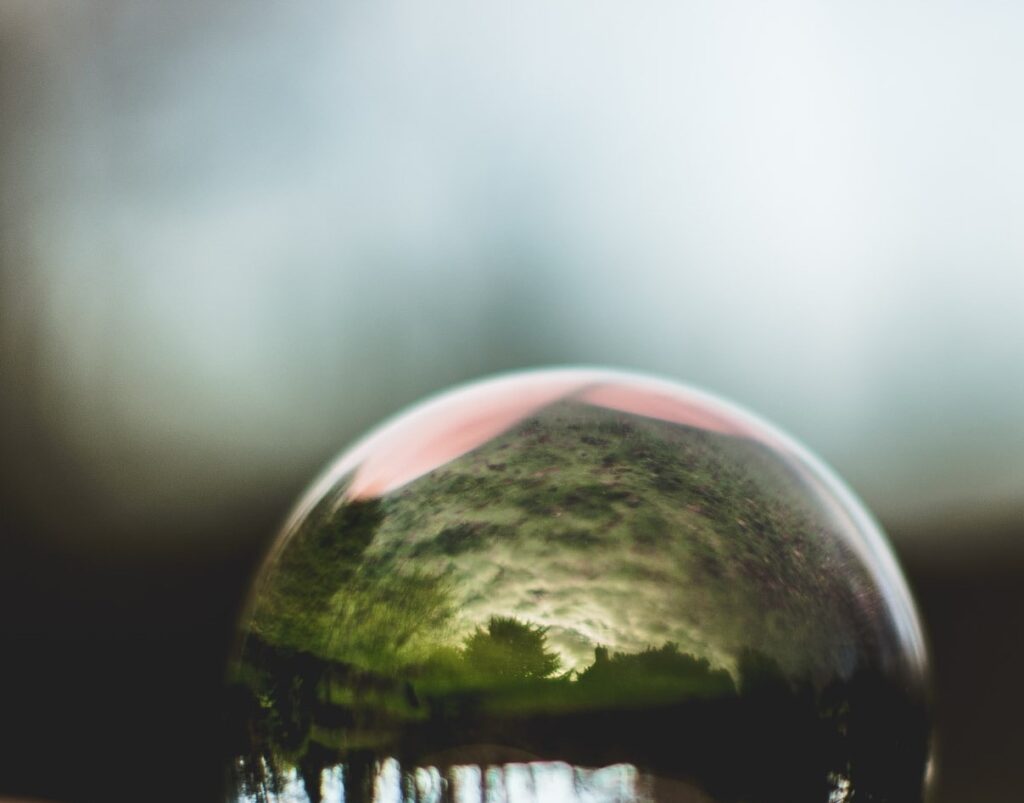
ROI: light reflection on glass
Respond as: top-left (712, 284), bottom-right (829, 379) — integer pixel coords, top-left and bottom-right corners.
top-left (373, 759), bottom-right (402, 803)
top-left (484, 766), bottom-right (507, 803)
top-left (452, 766), bottom-right (482, 803)
top-left (237, 760), bottom-right (653, 803)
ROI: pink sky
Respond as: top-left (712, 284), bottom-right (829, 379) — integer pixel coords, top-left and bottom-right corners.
top-left (344, 371), bottom-right (777, 499)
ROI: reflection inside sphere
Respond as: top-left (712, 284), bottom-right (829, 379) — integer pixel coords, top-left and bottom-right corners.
top-left (226, 369), bottom-right (930, 803)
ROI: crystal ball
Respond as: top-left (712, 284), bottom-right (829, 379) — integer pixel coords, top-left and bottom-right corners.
top-left (226, 369), bottom-right (930, 803)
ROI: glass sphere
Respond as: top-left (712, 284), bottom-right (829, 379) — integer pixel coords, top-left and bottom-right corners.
top-left (226, 369), bottom-right (930, 803)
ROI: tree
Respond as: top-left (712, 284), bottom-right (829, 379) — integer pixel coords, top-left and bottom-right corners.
top-left (576, 642), bottom-right (736, 698)
top-left (462, 616), bottom-right (561, 682)
top-left (249, 498), bottom-right (385, 651)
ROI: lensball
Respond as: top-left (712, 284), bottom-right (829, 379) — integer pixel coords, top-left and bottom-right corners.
top-left (226, 368), bottom-right (930, 803)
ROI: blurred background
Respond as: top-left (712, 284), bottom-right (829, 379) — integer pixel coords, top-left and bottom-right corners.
top-left (1, 1), bottom-right (1021, 801)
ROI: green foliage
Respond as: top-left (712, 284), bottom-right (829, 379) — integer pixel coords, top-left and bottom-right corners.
top-left (249, 498), bottom-right (385, 651)
top-left (577, 641), bottom-right (736, 700)
top-left (462, 616), bottom-right (562, 683)
top-left (320, 565), bottom-right (455, 672)
top-left (247, 497), bottom-right (456, 671)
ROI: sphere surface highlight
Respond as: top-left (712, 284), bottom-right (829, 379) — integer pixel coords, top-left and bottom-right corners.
top-left (227, 369), bottom-right (929, 803)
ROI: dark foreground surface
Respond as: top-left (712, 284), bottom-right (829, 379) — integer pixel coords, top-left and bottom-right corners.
top-left (0, 505), bottom-right (1020, 803)
top-left (227, 636), bottom-right (926, 803)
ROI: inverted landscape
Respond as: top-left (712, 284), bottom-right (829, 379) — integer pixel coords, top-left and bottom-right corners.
top-left (226, 395), bottom-right (929, 803)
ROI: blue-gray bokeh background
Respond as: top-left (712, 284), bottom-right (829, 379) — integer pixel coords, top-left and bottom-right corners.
top-left (4, 0), bottom-right (1022, 550)
top-left (0, 3), bottom-right (1021, 802)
